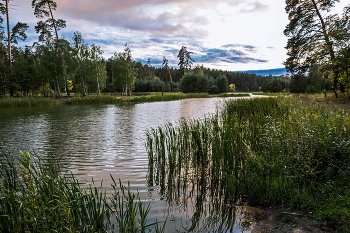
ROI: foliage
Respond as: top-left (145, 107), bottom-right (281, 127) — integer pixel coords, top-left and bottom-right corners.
top-left (179, 72), bottom-right (209, 93)
top-left (0, 149), bottom-right (165, 233)
top-left (261, 75), bottom-right (290, 93)
top-left (284, 0), bottom-right (350, 97)
top-left (177, 46), bottom-right (194, 78)
top-left (147, 97), bottom-right (350, 231)
top-left (179, 69), bottom-right (229, 94)
top-left (111, 44), bottom-right (137, 96)
top-left (134, 77), bottom-right (170, 92)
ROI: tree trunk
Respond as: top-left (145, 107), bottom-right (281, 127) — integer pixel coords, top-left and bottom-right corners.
top-left (5, 0), bottom-right (11, 96)
top-left (48, 3), bottom-right (68, 97)
top-left (311, 0), bottom-right (341, 98)
top-left (96, 76), bottom-right (100, 96)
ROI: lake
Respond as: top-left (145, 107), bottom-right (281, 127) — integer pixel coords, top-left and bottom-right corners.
top-left (0, 97), bottom-right (253, 233)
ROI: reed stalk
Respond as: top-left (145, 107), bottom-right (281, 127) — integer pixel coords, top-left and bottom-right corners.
top-left (0, 149), bottom-right (165, 233)
top-left (146, 97), bottom-right (350, 231)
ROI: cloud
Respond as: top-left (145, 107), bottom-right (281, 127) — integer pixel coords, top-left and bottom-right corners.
top-left (9, 0), bottom-right (285, 71)
top-left (55, 0), bottom-right (257, 39)
top-left (194, 46), bottom-right (268, 65)
top-left (240, 2), bottom-right (269, 13)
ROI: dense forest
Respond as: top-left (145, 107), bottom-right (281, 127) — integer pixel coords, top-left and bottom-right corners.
top-left (0, 1), bottom-right (349, 98)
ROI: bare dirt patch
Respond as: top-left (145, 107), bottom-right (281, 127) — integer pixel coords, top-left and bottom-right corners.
top-left (235, 206), bottom-right (333, 233)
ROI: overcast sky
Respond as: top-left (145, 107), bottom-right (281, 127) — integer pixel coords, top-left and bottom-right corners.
top-left (7, 0), bottom-right (348, 71)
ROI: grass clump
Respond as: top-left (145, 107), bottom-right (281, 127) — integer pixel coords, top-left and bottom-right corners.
top-left (146, 97), bottom-right (350, 231)
top-left (0, 149), bottom-right (165, 233)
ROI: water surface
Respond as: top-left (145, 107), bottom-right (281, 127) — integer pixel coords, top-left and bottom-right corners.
top-left (0, 97), bottom-right (252, 232)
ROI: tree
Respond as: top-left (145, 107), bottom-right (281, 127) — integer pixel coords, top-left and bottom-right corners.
top-left (32, 0), bottom-right (67, 97)
top-left (111, 44), bottom-right (137, 96)
top-left (0, 0), bottom-right (28, 96)
top-left (179, 69), bottom-right (210, 93)
top-left (284, 0), bottom-right (350, 98)
top-left (216, 75), bottom-right (229, 93)
top-left (32, 0), bottom-right (66, 42)
top-left (178, 46), bottom-right (194, 78)
top-left (229, 84), bottom-right (236, 92)
top-left (71, 32), bottom-right (106, 96)
top-left (162, 56), bottom-right (173, 91)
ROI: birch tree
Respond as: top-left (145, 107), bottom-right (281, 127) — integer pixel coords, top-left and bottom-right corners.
top-left (71, 32), bottom-right (106, 96)
top-left (111, 44), bottom-right (137, 96)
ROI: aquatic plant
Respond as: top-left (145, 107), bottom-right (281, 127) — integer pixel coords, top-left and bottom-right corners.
top-left (0, 97), bottom-right (60, 107)
top-left (0, 149), bottom-right (165, 233)
top-left (146, 97), bottom-right (350, 231)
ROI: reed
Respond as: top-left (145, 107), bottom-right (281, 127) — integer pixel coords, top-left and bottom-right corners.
top-left (0, 97), bottom-right (60, 107)
top-left (217, 93), bottom-right (250, 97)
top-left (146, 97), bottom-right (350, 231)
top-left (62, 95), bottom-right (122, 105)
top-left (130, 92), bottom-right (209, 103)
top-left (0, 149), bottom-right (165, 233)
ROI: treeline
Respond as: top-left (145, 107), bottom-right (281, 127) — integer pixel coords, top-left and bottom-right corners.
top-left (0, 0), bottom-right (291, 98)
top-left (130, 64), bottom-right (291, 93)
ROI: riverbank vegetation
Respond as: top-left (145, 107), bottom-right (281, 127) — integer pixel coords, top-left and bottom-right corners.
top-left (0, 92), bottom-right (253, 108)
top-left (0, 150), bottom-right (165, 233)
top-left (146, 97), bottom-right (350, 232)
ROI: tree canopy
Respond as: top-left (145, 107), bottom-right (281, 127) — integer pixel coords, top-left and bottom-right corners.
top-left (284, 0), bottom-right (350, 97)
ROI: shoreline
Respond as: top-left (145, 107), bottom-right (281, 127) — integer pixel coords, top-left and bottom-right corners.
top-left (0, 92), bottom-right (251, 108)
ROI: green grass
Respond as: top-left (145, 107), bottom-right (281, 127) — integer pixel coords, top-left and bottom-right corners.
top-left (0, 149), bottom-right (165, 233)
top-left (0, 92), bottom-right (212, 108)
top-left (216, 92), bottom-right (250, 97)
top-left (0, 97), bottom-right (60, 107)
top-left (146, 97), bottom-right (350, 232)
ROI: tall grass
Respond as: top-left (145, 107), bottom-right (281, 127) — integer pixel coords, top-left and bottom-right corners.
top-left (146, 97), bottom-right (350, 231)
top-left (0, 149), bottom-right (165, 233)
top-left (62, 95), bottom-right (122, 105)
top-left (0, 92), bottom-right (211, 108)
top-left (0, 97), bottom-right (60, 107)
top-left (129, 92), bottom-right (209, 103)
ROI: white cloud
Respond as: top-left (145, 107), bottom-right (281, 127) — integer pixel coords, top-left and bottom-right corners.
top-left (7, 0), bottom-right (304, 70)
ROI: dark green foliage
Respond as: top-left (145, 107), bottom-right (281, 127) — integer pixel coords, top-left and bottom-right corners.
top-left (179, 72), bottom-right (209, 93)
top-left (179, 71), bottom-right (229, 94)
top-left (134, 78), bottom-right (171, 92)
top-left (261, 75), bottom-right (290, 93)
top-left (177, 46), bottom-right (194, 78)
top-left (216, 75), bottom-right (229, 93)
top-left (284, 0), bottom-right (350, 97)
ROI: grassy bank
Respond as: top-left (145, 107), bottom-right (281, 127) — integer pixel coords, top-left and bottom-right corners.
top-left (146, 97), bottom-right (350, 231)
top-left (0, 97), bottom-right (61, 108)
top-left (0, 150), bottom-right (165, 233)
top-left (0, 92), bottom-right (252, 108)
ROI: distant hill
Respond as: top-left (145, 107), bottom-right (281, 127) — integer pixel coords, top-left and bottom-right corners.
top-left (241, 68), bottom-right (289, 76)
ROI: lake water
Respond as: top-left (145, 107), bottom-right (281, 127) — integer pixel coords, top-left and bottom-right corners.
top-left (0, 97), bottom-right (253, 233)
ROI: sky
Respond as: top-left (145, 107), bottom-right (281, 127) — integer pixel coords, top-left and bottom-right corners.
top-left (6, 0), bottom-right (349, 71)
